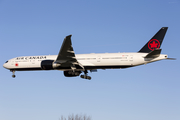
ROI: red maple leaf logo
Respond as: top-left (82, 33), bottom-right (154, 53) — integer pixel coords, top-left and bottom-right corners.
top-left (15, 63), bottom-right (18, 66)
top-left (150, 41), bottom-right (158, 48)
top-left (148, 39), bottom-right (160, 51)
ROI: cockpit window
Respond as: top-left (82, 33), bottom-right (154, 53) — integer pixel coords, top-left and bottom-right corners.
top-left (5, 61), bottom-right (8, 63)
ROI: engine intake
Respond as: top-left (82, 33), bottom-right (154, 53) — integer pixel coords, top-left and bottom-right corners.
top-left (41, 60), bottom-right (54, 70)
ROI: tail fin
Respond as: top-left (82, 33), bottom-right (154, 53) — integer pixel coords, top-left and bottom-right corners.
top-left (138, 27), bottom-right (168, 53)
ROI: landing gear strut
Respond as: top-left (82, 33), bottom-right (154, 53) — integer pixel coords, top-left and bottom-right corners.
top-left (80, 70), bottom-right (91, 80)
top-left (11, 70), bottom-right (16, 78)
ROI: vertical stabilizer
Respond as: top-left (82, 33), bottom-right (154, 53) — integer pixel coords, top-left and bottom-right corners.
top-left (138, 27), bottom-right (168, 53)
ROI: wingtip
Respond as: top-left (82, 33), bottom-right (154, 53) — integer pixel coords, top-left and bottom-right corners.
top-left (65, 35), bottom-right (72, 38)
top-left (162, 27), bottom-right (168, 29)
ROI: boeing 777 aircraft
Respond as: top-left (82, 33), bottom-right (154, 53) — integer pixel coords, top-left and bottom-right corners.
top-left (3, 27), bottom-right (174, 80)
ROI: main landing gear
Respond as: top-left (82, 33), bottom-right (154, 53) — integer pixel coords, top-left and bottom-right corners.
top-left (80, 70), bottom-right (91, 80)
top-left (10, 70), bottom-right (16, 78)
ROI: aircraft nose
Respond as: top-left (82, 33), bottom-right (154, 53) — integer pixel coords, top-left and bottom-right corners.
top-left (3, 63), bottom-right (8, 69)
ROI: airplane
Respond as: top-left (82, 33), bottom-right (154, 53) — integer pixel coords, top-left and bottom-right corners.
top-left (3, 27), bottom-right (174, 80)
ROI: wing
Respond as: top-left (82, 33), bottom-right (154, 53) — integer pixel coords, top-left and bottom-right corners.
top-left (55, 35), bottom-right (84, 70)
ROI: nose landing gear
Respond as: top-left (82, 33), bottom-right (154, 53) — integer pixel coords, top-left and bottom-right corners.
top-left (12, 75), bottom-right (16, 78)
top-left (10, 70), bottom-right (16, 78)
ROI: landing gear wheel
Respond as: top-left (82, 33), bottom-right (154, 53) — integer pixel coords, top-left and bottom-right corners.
top-left (80, 75), bottom-right (91, 80)
top-left (80, 75), bottom-right (85, 79)
top-left (80, 70), bottom-right (92, 80)
top-left (12, 75), bottom-right (16, 78)
top-left (11, 70), bottom-right (16, 78)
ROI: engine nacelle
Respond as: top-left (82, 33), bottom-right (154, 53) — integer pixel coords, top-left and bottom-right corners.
top-left (41, 60), bottom-right (54, 70)
top-left (41, 60), bottom-right (61, 70)
top-left (64, 71), bottom-right (81, 77)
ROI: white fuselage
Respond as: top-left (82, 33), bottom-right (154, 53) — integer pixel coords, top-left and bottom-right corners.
top-left (3, 27), bottom-right (170, 79)
top-left (3, 52), bottom-right (168, 71)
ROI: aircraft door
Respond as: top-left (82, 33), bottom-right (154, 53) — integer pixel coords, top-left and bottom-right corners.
top-left (129, 55), bottom-right (133, 62)
top-left (97, 56), bottom-right (101, 62)
top-left (32, 60), bottom-right (35, 64)
top-left (129, 55), bottom-right (133, 65)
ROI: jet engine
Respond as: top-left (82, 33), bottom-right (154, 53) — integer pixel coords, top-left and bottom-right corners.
top-left (64, 71), bottom-right (81, 77)
top-left (41, 60), bottom-right (60, 70)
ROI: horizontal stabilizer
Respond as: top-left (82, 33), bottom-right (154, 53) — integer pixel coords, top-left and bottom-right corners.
top-left (144, 49), bottom-right (161, 58)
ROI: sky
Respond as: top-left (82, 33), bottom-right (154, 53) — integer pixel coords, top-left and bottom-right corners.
top-left (0, 0), bottom-right (180, 120)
